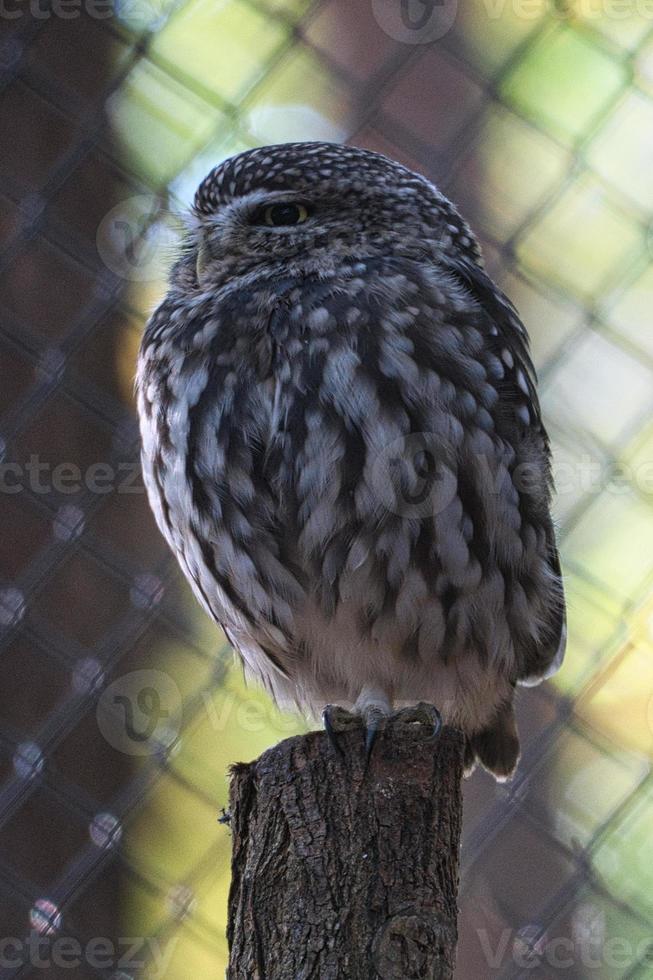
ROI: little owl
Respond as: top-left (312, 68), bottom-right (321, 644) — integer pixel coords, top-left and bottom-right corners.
top-left (137, 142), bottom-right (565, 779)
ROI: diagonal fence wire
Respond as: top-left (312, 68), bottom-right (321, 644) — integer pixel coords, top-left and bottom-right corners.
top-left (1, 1), bottom-right (653, 977)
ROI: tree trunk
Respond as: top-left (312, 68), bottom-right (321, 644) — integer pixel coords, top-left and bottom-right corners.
top-left (227, 720), bottom-right (464, 979)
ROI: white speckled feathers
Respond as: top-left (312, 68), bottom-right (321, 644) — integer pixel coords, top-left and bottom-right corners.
top-left (137, 142), bottom-right (565, 778)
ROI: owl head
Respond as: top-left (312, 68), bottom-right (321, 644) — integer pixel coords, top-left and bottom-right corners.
top-left (181, 142), bottom-right (480, 288)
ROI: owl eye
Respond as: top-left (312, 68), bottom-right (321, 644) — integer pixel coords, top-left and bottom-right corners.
top-left (255, 202), bottom-right (311, 227)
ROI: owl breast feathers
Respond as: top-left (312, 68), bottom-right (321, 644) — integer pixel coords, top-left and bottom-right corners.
top-left (137, 141), bottom-right (565, 779)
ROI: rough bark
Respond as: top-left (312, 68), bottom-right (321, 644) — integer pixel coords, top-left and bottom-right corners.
top-left (227, 722), bottom-right (464, 980)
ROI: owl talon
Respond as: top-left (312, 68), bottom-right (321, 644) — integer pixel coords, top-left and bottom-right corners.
top-left (364, 715), bottom-right (383, 762)
top-left (323, 704), bottom-right (360, 758)
top-left (322, 704), bottom-right (343, 757)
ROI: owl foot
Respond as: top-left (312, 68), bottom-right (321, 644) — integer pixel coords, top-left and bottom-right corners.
top-left (362, 704), bottom-right (389, 761)
top-left (387, 702), bottom-right (442, 742)
top-left (364, 703), bottom-right (441, 763)
top-left (322, 704), bottom-right (360, 759)
top-left (322, 700), bottom-right (390, 763)
top-left (322, 700), bottom-right (441, 762)
top-left (355, 688), bottom-right (393, 762)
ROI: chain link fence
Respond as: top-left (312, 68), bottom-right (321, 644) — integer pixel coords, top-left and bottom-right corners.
top-left (1, 0), bottom-right (652, 976)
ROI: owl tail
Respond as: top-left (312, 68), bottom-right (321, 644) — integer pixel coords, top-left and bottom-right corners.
top-left (464, 702), bottom-right (520, 782)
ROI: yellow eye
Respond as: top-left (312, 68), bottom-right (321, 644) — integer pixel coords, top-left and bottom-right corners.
top-left (261, 202), bottom-right (310, 227)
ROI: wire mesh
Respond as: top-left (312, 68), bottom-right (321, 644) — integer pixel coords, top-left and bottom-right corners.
top-left (1, 0), bottom-right (653, 976)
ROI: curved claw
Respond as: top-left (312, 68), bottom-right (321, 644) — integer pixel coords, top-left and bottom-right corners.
top-left (323, 704), bottom-right (361, 759)
top-left (364, 716), bottom-right (382, 762)
top-left (322, 705), bottom-right (345, 758)
top-left (430, 708), bottom-right (443, 741)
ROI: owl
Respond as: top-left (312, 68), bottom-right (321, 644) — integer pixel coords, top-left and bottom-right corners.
top-left (136, 142), bottom-right (565, 779)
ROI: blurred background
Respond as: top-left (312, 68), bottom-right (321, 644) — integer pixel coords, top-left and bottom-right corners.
top-left (1, 0), bottom-right (652, 977)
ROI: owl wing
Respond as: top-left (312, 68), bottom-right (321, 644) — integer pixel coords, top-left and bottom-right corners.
top-left (440, 252), bottom-right (566, 685)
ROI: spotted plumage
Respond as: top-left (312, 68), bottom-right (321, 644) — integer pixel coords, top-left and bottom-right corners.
top-left (137, 142), bottom-right (565, 779)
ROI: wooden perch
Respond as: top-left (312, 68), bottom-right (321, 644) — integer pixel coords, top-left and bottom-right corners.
top-left (227, 719), bottom-right (465, 979)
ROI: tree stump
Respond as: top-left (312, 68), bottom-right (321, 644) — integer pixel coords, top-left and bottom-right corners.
top-left (227, 721), bottom-right (464, 979)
